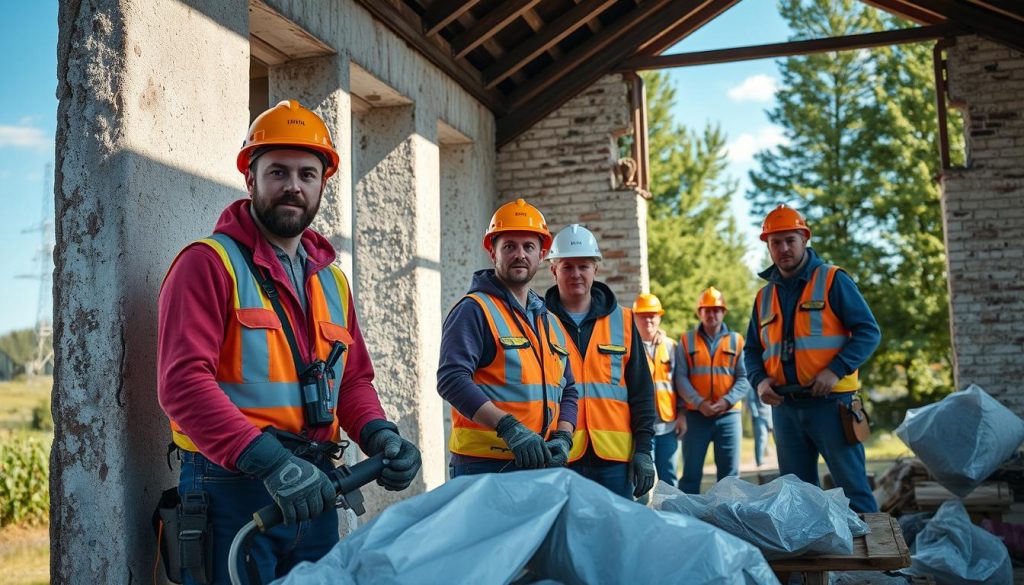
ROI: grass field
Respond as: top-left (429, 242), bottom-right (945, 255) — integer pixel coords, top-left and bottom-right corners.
top-left (0, 376), bottom-right (51, 585)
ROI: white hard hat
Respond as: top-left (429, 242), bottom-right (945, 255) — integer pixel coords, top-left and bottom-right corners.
top-left (547, 224), bottom-right (602, 261)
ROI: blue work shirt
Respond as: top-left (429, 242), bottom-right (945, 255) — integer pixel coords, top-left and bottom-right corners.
top-left (743, 248), bottom-right (881, 390)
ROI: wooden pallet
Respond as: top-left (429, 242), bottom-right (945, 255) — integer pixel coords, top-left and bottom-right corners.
top-left (769, 513), bottom-right (911, 585)
top-left (914, 480), bottom-right (1013, 514)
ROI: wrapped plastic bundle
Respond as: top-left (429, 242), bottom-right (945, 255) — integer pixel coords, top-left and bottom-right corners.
top-left (904, 500), bottom-right (1011, 585)
top-left (652, 474), bottom-right (869, 559)
top-left (896, 384), bottom-right (1024, 497)
top-left (272, 468), bottom-right (779, 585)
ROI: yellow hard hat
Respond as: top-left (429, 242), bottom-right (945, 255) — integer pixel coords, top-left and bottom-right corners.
top-left (482, 198), bottom-right (552, 252)
top-left (696, 287), bottom-right (727, 313)
top-left (633, 293), bottom-right (664, 315)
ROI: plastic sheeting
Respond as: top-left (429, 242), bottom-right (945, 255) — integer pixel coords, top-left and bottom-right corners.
top-left (652, 475), bottom-right (869, 560)
top-left (895, 384), bottom-right (1024, 497)
top-left (904, 500), bottom-right (1011, 585)
top-left (270, 468), bottom-right (780, 585)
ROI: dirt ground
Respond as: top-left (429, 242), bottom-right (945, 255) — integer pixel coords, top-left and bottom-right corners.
top-left (0, 524), bottom-right (49, 585)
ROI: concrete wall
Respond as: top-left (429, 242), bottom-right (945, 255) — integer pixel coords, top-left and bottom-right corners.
top-left (942, 36), bottom-right (1024, 412)
top-left (495, 74), bottom-right (649, 304)
top-left (54, 0), bottom-right (494, 580)
top-left (54, 1), bottom-right (250, 582)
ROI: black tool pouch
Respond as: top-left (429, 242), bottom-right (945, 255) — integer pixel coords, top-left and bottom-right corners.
top-left (152, 487), bottom-right (184, 584)
top-left (177, 491), bottom-right (214, 585)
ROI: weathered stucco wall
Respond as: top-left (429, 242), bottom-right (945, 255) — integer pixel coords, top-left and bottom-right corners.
top-left (55, 0), bottom-right (495, 580)
top-left (54, 1), bottom-right (249, 582)
top-left (495, 74), bottom-right (649, 304)
top-left (943, 36), bottom-right (1024, 412)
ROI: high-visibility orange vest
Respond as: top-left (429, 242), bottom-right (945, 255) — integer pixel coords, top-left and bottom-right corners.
top-left (448, 292), bottom-right (570, 460)
top-left (680, 328), bottom-right (744, 411)
top-left (567, 306), bottom-right (635, 463)
top-left (755, 263), bottom-right (859, 392)
top-left (645, 335), bottom-right (676, 422)
top-left (169, 233), bottom-right (354, 452)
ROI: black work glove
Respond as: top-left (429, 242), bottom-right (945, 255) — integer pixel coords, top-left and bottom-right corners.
top-left (630, 451), bottom-right (656, 499)
top-left (366, 427), bottom-right (422, 491)
top-left (545, 430), bottom-right (573, 467)
top-left (495, 414), bottom-right (550, 468)
top-left (236, 433), bottom-right (335, 525)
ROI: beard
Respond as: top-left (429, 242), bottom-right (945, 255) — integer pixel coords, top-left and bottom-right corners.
top-left (498, 262), bottom-right (537, 285)
top-left (251, 184), bottom-right (321, 238)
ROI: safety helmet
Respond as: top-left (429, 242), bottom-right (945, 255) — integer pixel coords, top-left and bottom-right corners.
top-left (760, 204), bottom-right (811, 241)
top-left (237, 100), bottom-right (341, 178)
top-left (632, 293), bottom-right (664, 316)
top-left (696, 287), bottom-right (727, 313)
top-left (482, 198), bottom-right (553, 252)
top-left (547, 224), bottom-right (602, 261)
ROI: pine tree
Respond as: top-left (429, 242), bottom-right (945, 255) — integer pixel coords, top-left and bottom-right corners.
top-left (642, 72), bottom-right (756, 337)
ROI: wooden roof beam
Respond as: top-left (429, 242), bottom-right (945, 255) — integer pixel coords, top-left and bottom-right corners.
top-left (483, 0), bottom-right (620, 89)
top-left (451, 0), bottom-right (545, 60)
top-left (617, 24), bottom-right (963, 70)
top-left (912, 0), bottom-right (1024, 52)
top-left (968, 0), bottom-right (1024, 23)
top-left (499, 0), bottom-right (712, 145)
top-left (860, 0), bottom-right (946, 25)
top-left (423, 0), bottom-right (481, 37)
top-left (351, 0), bottom-right (506, 113)
top-left (635, 0), bottom-right (742, 57)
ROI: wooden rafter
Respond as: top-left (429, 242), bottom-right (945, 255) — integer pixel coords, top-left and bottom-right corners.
top-left (351, 0), bottom-right (506, 112)
top-left (423, 0), bottom-right (481, 37)
top-left (521, 9), bottom-right (564, 60)
top-left (968, 0), bottom-right (1024, 23)
top-left (451, 0), bottom-right (545, 60)
top-left (499, 0), bottom-right (712, 144)
top-left (618, 24), bottom-right (962, 70)
top-left (483, 0), bottom-right (620, 89)
top-left (861, 0), bottom-right (947, 25)
top-left (506, 0), bottom-right (678, 110)
top-left (635, 0), bottom-right (742, 57)
top-left (912, 0), bottom-right (1024, 52)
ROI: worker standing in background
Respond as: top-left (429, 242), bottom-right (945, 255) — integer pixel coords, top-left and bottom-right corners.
top-left (675, 287), bottom-right (750, 494)
top-left (633, 293), bottom-right (683, 487)
top-left (744, 204), bottom-right (881, 513)
top-left (437, 199), bottom-right (578, 476)
top-left (544, 224), bottom-right (656, 500)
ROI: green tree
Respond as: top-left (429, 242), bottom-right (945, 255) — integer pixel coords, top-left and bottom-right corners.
top-left (642, 72), bottom-right (756, 337)
top-left (0, 328), bottom-right (38, 367)
top-left (748, 0), bottom-right (953, 413)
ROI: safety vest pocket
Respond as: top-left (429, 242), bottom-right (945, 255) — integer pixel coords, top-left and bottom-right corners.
top-left (499, 336), bottom-right (531, 349)
top-left (318, 321), bottom-right (353, 346)
top-left (235, 307), bottom-right (281, 329)
top-left (799, 301), bottom-right (825, 311)
top-left (759, 312), bottom-right (777, 328)
top-left (597, 344), bottom-right (627, 355)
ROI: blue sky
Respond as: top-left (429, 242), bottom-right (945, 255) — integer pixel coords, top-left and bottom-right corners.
top-left (0, 0), bottom-right (790, 336)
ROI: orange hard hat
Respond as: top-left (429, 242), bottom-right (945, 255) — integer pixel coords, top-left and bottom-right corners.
top-left (696, 287), bottom-right (727, 313)
top-left (633, 293), bottom-right (664, 315)
top-left (482, 198), bottom-right (552, 252)
top-left (237, 100), bottom-right (340, 178)
top-left (760, 204), bottom-right (811, 241)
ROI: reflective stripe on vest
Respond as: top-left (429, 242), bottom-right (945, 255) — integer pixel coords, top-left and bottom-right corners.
top-left (647, 338), bottom-right (676, 422)
top-left (168, 234), bottom-right (353, 451)
top-left (448, 292), bottom-right (569, 460)
top-left (567, 306), bottom-right (634, 463)
top-left (681, 329), bottom-right (743, 411)
top-left (755, 263), bottom-right (859, 392)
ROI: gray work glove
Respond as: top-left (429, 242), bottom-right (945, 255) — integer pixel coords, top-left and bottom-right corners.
top-left (545, 430), bottom-right (573, 467)
top-left (630, 451), bottom-right (656, 499)
top-left (495, 414), bottom-right (550, 468)
top-left (236, 433), bottom-right (335, 526)
top-left (366, 427), bottom-right (423, 491)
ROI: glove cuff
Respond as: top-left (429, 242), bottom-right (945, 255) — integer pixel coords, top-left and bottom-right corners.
top-left (552, 430), bottom-right (573, 443)
top-left (366, 426), bottom-right (402, 456)
top-left (359, 419), bottom-right (399, 451)
top-left (235, 433), bottom-right (290, 478)
top-left (494, 414), bottom-right (518, 438)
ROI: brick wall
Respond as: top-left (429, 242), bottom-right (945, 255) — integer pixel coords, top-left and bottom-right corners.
top-left (496, 74), bottom-right (649, 305)
top-left (943, 36), bottom-right (1024, 413)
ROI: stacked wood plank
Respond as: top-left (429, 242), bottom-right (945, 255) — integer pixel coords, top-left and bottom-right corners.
top-left (873, 458), bottom-right (931, 515)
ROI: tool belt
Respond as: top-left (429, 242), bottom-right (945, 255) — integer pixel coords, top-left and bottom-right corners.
top-left (839, 395), bottom-right (871, 444)
top-left (152, 488), bottom-right (212, 585)
top-left (263, 426), bottom-right (347, 463)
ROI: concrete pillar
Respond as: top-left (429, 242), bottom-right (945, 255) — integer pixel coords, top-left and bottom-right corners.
top-left (54, 1), bottom-right (249, 582)
top-left (270, 55), bottom-right (355, 276)
top-left (351, 103), bottom-right (446, 513)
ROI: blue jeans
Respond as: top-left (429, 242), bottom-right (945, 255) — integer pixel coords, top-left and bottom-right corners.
top-left (773, 393), bottom-right (878, 513)
top-left (569, 459), bottom-right (632, 499)
top-left (178, 451), bottom-right (339, 585)
top-left (652, 431), bottom-right (679, 487)
top-left (751, 414), bottom-right (771, 466)
top-left (680, 410), bottom-right (741, 494)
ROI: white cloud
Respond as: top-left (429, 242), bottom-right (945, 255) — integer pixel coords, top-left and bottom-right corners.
top-left (726, 126), bottom-right (788, 163)
top-left (727, 74), bottom-right (779, 103)
top-left (0, 125), bottom-right (51, 151)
